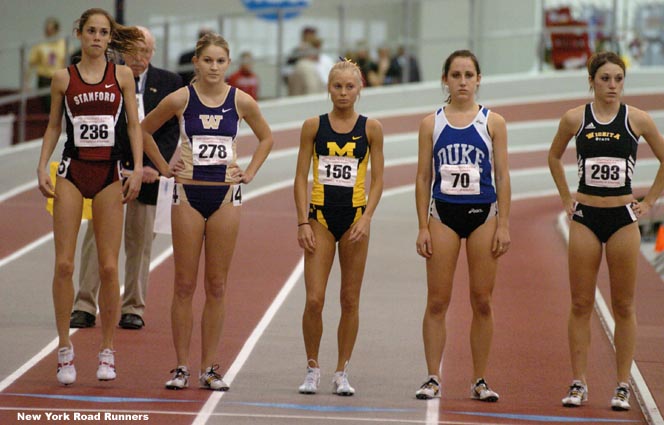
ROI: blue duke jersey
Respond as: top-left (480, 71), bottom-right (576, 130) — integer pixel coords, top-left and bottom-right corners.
top-left (177, 85), bottom-right (240, 183)
top-left (576, 103), bottom-right (638, 197)
top-left (431, 106), bottom-right (496, 203)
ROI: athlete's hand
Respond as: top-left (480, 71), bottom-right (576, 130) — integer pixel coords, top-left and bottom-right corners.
top-left (122, 168), bottom-right (142, 203)
top-left (297, 222), bottom-right (316, 253)
top-left (416, 228), bottom-right (432, 258)
top-left (227, 163), bottom-right (254, 184)
top-left (142, 166), bottom-right (160, 183)
top-left (37, 167), bottom-right (55, 198)
top-left (348, 215), bottom-right (370, 242)
top-left (630, 199), bottom-right (650, 218)
top-left (491, 225), bottom-right (511, 258)
top-left (564, 198), bottom-right (577, 220)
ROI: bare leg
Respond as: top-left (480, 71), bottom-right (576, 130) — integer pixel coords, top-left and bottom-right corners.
top-left (301, 220), bottom-right (336, 366)
top-left (567, 221), bottom-right (603, 383)
top-left (422, 218), bottom-right (461, 378)
top-left (52, 177), bottom-right (84, 349)
top-left (200, 203), bottom-right (240, 370)
top-left (605, 223), bottom-right (639, 384)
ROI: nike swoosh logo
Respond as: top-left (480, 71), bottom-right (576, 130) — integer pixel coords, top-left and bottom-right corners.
top-left (222, 108), bottom-right (233, 113)
top-left (105, 84), bottom-right (115, 88)
top-left (352, 136), bottom-right (362, 140)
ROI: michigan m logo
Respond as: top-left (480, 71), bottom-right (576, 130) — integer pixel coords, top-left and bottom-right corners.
top-left (199, 114), bottom-right (223, 130)
top-left (327, 142), bottom-right (355, 157)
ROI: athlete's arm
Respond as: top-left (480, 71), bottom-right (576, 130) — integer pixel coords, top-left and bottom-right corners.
top-left (36, 68), bottom-right (68, 198)
top-left (489, 111), bottom-right (511, 257)
top-left (235, 89), bottom-right (273, 184)
top-left (118, 64), bottom-right (143, 203)
top-left (548, 106), bottom-right (583, 216)
top-left (629, 107), bottom-right (664, 216)
top-left (294, 117), bottom-right (318, 252)
top-left (141, 87), bottom-right (188, 176)
top-left (415, 114), bottom-right (435, 258)
top-left (348, 117), bottom-right (384, 242)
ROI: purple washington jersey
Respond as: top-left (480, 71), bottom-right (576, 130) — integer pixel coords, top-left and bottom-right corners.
top-left (177, 85), bottom-right (240, 183)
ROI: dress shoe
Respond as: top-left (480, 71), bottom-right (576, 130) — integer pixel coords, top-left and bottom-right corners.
top-left (70, 310), bottom-right (95, 328)
top-left (119, 313), bottom-right (144, 330)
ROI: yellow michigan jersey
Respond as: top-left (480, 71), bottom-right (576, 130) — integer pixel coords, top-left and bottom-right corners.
top-left (311, 114), bottom-right (369, 207)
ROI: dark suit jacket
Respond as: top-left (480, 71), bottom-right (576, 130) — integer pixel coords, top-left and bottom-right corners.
top-left (122, 64), bottom-right (183, 205)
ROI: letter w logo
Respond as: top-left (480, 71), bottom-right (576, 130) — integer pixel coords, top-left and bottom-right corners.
top-left (199, 114), bottom-right (223, 129)
top-left (327, 142), bottom-right (355, 157)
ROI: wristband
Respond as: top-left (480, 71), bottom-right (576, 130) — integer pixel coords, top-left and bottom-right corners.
top-left (298, 222), bottom-right (310, 227)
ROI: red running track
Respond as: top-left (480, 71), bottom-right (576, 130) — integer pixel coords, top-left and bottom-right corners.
top-left (2, 94), bottom-right (664, 424)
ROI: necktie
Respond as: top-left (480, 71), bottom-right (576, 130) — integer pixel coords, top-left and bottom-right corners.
top-left (134, 76), bottom-right (140, 93)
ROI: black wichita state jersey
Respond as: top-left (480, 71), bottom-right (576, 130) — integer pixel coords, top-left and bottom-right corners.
top-left (575, 103), bottom-right (638, 197)
top-left (311, 114), bottom-right (369, 207)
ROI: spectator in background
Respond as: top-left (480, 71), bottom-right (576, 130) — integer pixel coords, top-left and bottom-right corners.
top-left (227, 51), bottom-right (259, 100)
top-left (288, 42), bottom-right (325, 96)
top-left (389, 45), bottom-right (421, 83)
top-left (177, 27), bottom-right (213, 84)
top-left (353, 42), bottom-right (379, 87)
top-left (283, 26), bottom-right (319, 83)
top-left (311, 37), bottom-right (335, 85)
top-left (25, 17), bottom-right (66, 113)
top-left (374, 45), bottom-right (393, 86)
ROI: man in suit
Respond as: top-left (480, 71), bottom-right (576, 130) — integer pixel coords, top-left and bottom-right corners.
top-left (70, 26), bottom-right (183, 330)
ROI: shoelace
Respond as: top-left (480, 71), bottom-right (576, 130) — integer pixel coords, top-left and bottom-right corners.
top-left (170, 367), bottom-right (190, 380)
top-left (615, 387), bottom-right (629, 401)
top-left (203, 364), bottom-right (222, 383)
top-left (474, 379), bottom-right (489, 395)
top-left (421, 378), bottom-right (439, 391)
top-left (303, 369), bottom-right (318, 386)
top-left (568, 384), bottom-right (585, 398)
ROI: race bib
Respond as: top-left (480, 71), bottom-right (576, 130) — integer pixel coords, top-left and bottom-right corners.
top-left (318, 156), bottom-right (358, 187)
top-left (440, 164), bottom-right (480, 195)
top-left (232, 184), bottom-right (242, 206)
top-left (192, 135), bottom-right (233, 166)
top-left (584, 157), bottom-right (626, 188)
top-left (73, 115), bottom-right (114, 147)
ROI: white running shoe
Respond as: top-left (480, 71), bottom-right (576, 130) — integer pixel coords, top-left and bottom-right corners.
top-left (96, 348), bottom-right (116, 381)
top-left (56, 346), bottom-right (76, 385)
top-left (562, 380), bottom-right (588, 407)
top-left (611, 383), bottom-right (631, 411)
top-left (471, 378), bottom-right (499, 402)
top-left (199, 364), bottom-right (229, 391)
top-left (298, 366), bottom-right (320, 394)
top-left (415, 376), bottom-right (441, 400)
top-left (332, 371), bottom-right (355, 396)
top-left (165, 366), bottom-right (190, 390)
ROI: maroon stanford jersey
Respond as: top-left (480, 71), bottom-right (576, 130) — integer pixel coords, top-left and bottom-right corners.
top-left (63, 62), bottom-right (126, 161)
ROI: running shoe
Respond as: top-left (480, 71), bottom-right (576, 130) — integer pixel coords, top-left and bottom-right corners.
top-left (471, 378), bottom-right (499, 402)
top-left (415, 376), bottom-right (441, 400)
top-left (165, 366), bottom-right (190, 390)
top-left (96, 348), bottom-right (116, 381)
top-left (611, 383), bottom-right (631, 411)
top-left (332, 370), bottom-right (355, 396)
top-left (56, 345), bottom-right (76, 385)
top-left (298, 365), bottom-right (320, 394)
top-left (562, 380), bottom-right (588, 407)
top-left (199, 364), bottom-right (229, 391)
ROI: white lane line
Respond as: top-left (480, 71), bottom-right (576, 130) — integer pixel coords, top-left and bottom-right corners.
top-left (557, 213), bottom-right (664, 425)
top-left (0, 241), bottom-right (174, 393)
top-left (192, 258), bottom-right (305, 425)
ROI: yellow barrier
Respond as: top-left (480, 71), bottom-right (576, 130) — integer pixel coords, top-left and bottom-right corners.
top-left (45, 161), bottom-right (93, 220)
